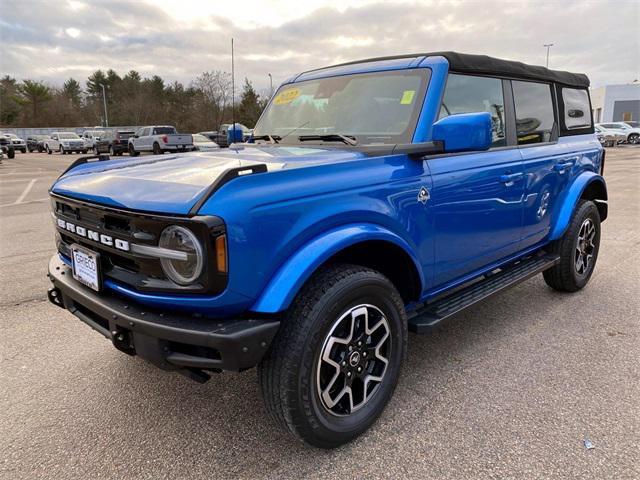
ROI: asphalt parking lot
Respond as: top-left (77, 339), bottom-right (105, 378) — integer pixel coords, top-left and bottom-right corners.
top-left (1, 148), bottom-right (639, 479)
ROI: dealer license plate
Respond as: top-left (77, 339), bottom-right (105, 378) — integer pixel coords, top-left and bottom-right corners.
top-left (71, 245), bottom-right (101, 291)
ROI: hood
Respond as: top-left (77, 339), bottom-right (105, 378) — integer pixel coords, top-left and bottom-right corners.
top-left (51, 145), bottom-right (367, 215)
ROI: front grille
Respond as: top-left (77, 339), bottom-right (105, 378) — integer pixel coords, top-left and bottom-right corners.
top-left (52, 194), bottom-right (227, 295)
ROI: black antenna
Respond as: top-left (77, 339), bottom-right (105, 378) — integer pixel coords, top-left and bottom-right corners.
top-left (231, 37), bottom-right (235, 130)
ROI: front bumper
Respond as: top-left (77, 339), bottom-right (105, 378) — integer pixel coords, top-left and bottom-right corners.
top-left (47, 255), bottom-right (280, 381)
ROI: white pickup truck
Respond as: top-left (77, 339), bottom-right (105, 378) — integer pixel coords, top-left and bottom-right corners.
top-left (127, 126), bottom-right (193, 156)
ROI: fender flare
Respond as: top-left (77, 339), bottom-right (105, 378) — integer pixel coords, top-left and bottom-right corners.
top-left (549, 171), bottom-right (607, 240)
top-left (250, 223), bottom-right (424, 314)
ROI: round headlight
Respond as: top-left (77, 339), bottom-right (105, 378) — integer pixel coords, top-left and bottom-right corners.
top-left (159, 226), bottom-right (204, 285)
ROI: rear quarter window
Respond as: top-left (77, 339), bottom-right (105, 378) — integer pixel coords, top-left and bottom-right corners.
top-left (561, 87), bottom-right (592, 130)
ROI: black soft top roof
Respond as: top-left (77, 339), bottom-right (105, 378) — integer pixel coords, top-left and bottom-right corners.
top-left (322, 51), bottom-right (590, 88)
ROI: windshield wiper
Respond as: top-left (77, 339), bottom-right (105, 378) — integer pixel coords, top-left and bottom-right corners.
top-left (297, 134), bottom-right (358, 146)
top-left (252, 134), bottom-right (281, 144)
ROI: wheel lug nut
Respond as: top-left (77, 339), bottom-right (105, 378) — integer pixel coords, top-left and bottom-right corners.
top-left (348, 345), bottom-right (353, 351)
top-left (357, 366), bottom-right (362, 373)
top-left (347, 371), bottom-right (352, 377)
top-left (363, 351), bottom-right (367, 357)
top-left (341, 361), bottom-right (346, 367)
top-left (358, 341), bottom-right (362, 346)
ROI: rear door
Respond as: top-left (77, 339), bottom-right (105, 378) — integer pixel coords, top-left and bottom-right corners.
top-left (429, 74), bottom-right (525, 286)
top-left (517, 82), bottom-right (590, 248)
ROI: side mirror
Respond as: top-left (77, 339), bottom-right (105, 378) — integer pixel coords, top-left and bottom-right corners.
top-left (133, 135), bottom-right (139, 138)
top-left (568, 109), bottom-right (584, 118)
top-left (432, 112), bottom-right (492, 153)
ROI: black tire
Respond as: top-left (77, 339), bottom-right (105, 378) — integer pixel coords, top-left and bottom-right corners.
top-left (7, 147), bottom-right (15, 159)
top-left (28, 148), bottom-right (33, 153)
top-left (628, 133), bottom-right (639, 145)
top-left (20, 148), bottom-right (26, 153)
top-left (543, 200), bottom-right (601, 292)
top-left (109, 146), bottom-right (116, 156)
top-left (46, 146), bottom-right (52, 155)
top-left (152, 142), bottom-right (162, 155)
top-left (258, 264), bottom-right (407, 448)
top-left (128, 144), bottom-right (139, 157)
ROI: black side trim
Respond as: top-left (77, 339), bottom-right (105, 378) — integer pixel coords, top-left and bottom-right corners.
top-left (59, 154), bottom-right (111, 178)
top-left (188, 163), bottom-right (268, 216)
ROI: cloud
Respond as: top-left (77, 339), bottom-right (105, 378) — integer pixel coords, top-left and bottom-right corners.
top-left (0, 0), bottom-right (637, 90)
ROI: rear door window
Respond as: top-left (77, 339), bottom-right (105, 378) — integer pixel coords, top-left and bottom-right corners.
top-left (439, 74), bottom-right (506, 147)
top-left (560, 87), bottom-right (591, 130)
top-left (512, 81), bottom-right (555, 145)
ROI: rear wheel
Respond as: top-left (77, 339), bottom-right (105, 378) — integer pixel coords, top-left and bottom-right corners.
top-left (7, 147), bottom-right (15, 159)
top-left (258, 264), bottom-right (407, 448)
top-left (543, 200), bottom-right (601, 292)
top-left (109, 146), bottom-right (116, 156)
top-left (152, 142), bottom-right (162, 155)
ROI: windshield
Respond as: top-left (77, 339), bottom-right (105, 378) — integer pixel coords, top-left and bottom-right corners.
top-left (254, 69), bottom-right (430, 145)
top-left (193, 134), bottom-right (210, 142)
top-left (59, 133), bottom-right (80, 139)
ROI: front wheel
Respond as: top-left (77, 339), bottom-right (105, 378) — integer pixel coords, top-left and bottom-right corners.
top-left (128, 144), bottom-right (139, 157)
top-left (628, 133), bottom-right (639, 145)
top-left (46, 146), bottom-right (52, 155)
top-left (258, 264), bottom-right (407, 448)
top-left (544, 200), bottom-right (601, 292)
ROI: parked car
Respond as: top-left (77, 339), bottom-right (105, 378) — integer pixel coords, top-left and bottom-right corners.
top-left (27, 135), bottom-right (51, 152)
top-left (594, 125), bottom-right (625, 147)
top-left (82, 130), bottom-right (106, 149)
top-left (2, 133), bottom-right (27, 153)
top-left (128, 126), bottom-right (193, 156)
top-left (192, 134), bottom-right (219, 151)
top-left (595, 122), bottom-right (640, 144)
top-left (94, 129), bottom-right (135, 156)
top-left (207, 123), bottom-right (251, 147)
top-left (45, 132), bottom-right (87, 154)
top-left (46, 51), bottom-right (606, 448)
top-left (0, 135), bottom-right (15, 159)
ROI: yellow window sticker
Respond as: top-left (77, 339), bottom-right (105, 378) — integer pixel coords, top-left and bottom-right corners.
top-left (274, 88), bottom-right (301, 105)
top-left (400, 90), bottom-right (416, 105)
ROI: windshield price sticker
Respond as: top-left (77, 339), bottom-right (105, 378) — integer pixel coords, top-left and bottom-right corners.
top-left (274, 88), bottom-right (301, 105)
top-left (400, 90), bottom-right (416, 105)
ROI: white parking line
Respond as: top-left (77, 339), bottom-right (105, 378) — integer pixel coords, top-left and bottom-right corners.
top-left (14, 179), bottom-right (37, 204)
top-left (0, 196), bottom-right (49, 208)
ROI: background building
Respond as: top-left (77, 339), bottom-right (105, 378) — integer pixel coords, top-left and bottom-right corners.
top-left (590, 83), bottom-right (640, 123)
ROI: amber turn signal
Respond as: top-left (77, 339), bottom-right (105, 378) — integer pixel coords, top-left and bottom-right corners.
top-left (215, 234), bottom-right (228, 273)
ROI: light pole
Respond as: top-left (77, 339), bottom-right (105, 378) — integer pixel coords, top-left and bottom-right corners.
top-left (543, 43), bottom-right (554, 68)
top-left (268, 73), bottom-right (273, 97)
top-left (100, 84), bottom-right (109, 127)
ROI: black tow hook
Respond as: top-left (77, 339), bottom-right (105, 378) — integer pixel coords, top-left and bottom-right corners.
top-left (48, 287), bottom-right (64, 309)
top-left (111, 329), bottom-right (135, 355)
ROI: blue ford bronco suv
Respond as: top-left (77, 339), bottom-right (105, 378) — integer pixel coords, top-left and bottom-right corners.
top-left (47, 52), bottom-right (607, 448)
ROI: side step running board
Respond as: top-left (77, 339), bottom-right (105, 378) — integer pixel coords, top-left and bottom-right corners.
top-left (408, 253), bottom-right (560, 333)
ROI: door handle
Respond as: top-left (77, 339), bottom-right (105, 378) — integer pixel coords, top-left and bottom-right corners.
top-left (553, 161), bottom-right (575, 173)
top-left (500, 172), bottom-right (524, 186)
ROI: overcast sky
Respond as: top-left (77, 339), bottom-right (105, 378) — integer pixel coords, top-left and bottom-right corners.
top-left (1, 0), bottom-right (638, 92)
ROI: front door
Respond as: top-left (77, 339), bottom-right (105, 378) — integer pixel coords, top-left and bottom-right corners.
top-left (428, 73), bottom-right (524, 288)
top-left (428, 149), bottom-right (525, 287)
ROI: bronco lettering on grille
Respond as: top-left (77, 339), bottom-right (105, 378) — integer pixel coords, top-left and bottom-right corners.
top-left (56, 218), bottom-right (130, 252)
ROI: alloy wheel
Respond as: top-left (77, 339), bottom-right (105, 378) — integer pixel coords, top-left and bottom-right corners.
top-left (316, 304), bottom-right (391, 416)
top-left (575, 218), bottom-right (596, 276)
